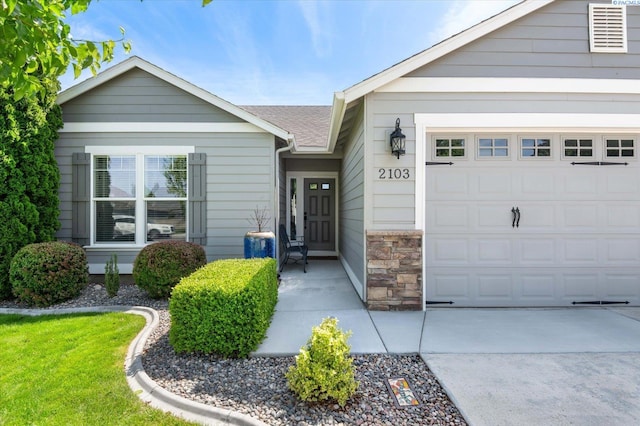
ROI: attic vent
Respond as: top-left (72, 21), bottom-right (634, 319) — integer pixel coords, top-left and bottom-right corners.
top-left (589, 4), bottom-right (627, 53)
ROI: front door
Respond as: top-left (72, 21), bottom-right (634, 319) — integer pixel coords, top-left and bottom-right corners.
top-left (304, 178), bottom-right (336, 251)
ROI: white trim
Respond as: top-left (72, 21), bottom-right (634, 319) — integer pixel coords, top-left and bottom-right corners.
top-left (342, 0), bottom-right (554, 103)
top-left (414, 115), bottom-right (426, 311)
top-left (415, 113), bottom-right (640, 132)
top-left (85, 145), bottom-right (194, 155)
top-left (339, 254), bottom-right (365, 301)
top-left (376, 77), bottom-right (640, 94)
top-left (60, 122), bottom-right (266, 133)
top-left (285, 171), bottom-right (339, 257)
top-left (57, 56), bottom-right (293, 141)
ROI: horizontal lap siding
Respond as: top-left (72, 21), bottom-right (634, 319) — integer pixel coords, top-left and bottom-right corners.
top-left (63, 68), bottom-right (243, 123)
top-left (340, 108), bottom-right (366, 293)
top-left (409, 0), bottom-right (640, 79)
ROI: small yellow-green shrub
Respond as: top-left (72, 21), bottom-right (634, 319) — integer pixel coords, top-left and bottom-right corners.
top-left (286, 317), bottom-right (358, 407)
top-left (169, 258), bottom-right (278, 358)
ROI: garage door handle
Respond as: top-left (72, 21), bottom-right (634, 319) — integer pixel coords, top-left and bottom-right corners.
top-left (515, 207), bottom-right (521, 228)
top-left (511, 207), bottom-right (517, 228)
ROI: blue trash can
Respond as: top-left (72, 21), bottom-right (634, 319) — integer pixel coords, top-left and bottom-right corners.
top-left (244, 231), bottom-right (276, 258)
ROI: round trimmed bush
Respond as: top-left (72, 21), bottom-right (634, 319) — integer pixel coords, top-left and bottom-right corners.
top-left (133, 241), bottom-right (207, 299)
top-left (10, 242), bottom-right (88, 307)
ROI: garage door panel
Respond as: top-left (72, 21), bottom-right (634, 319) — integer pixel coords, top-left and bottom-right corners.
top-left (478, 240), bottom-right (512, 263)
top-left (477, 274), bottom-right (513, 299)
top-left (520, 172), bottom-right (555, 195)
top-left (520, 273), bottom-right (556, 299)
top-left (520, 239), bottom-right (556, 264)
top-left (430, 273), bottom-right (470, 299)
top-left (431, 204), bottom-right (469, 230)
top-left (562, 239), bottom-right (599, 263)
top-left (606, 172), bottom-right (640, 195)
top-left (431, 239), bottom-right (469, 263)
top-left (562, 273), bottom-right (598, 299)
top-left (516, 204), bottom-right (556, 231)
top-left (605, 205), bottom-right (640, 230)
top-left (602, 273), bottom-right (640, 299)
top-left (563, 172), bottom-right (599, 196)
top-left (604, 239), bottom-right (640, 263)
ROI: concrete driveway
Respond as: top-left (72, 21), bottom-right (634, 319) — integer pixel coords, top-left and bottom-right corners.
top-left (421, 307), bottom-right (640, 426)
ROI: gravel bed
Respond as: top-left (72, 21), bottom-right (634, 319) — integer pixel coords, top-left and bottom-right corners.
top-left (1, 282), bottom-right (466, 426)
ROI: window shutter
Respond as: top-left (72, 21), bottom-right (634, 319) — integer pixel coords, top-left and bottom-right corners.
top-left (72, 153), bottom-right (91, 245)
top-left (589, 4), bottom-right (627, 53)
top-left (188, 152), bottom-right (207, 245)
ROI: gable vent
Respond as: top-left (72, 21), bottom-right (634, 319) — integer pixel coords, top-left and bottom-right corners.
top-left (589, 4), bottom-right (627, 53)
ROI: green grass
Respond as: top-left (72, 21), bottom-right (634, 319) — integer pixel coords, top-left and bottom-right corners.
top-left (0, 312), bottom-right (194, 426)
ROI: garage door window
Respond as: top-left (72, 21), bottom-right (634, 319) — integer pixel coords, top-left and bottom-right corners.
top-left (563, 138), bottom-right (593, 158)
top-left (435, 138), bottom-right (465, 158)
top-left (521, 138), bottom-right (551, 158)
top-left (478, 138), bottom-right (509, 158)
top-left (605, 138), bottom-right (635, 158)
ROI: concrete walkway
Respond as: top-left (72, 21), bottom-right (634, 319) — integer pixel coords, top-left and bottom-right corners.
top-left (259, 260), bottom-right (640, 425)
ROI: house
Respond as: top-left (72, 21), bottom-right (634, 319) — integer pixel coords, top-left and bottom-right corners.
top-left (56, 0), bottom-right (640, 310)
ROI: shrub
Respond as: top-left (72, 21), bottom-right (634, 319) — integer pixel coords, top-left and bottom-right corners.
top-left (10, 241), bottom-right (88, 307)
top-left (105, 253), bottom-right (120, 298)
top-left (286, 317), bottom-right (358, 407)
top-left (169, 258), bottom-right (278, 358)
top-left (132, 241), bottom-right (207, 299)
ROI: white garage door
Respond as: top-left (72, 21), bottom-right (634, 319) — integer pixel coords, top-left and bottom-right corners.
top-left (425, 135), bottom-right (640, 307)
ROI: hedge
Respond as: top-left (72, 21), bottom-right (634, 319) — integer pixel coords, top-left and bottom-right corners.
top-left (169, 258), bottom-right (278, 358)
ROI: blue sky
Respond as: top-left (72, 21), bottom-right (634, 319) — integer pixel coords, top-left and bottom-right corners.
top-left (61, 0), bottom-right (519, 105)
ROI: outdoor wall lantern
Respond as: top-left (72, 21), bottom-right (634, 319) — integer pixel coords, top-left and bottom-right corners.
top-left (390, 118), bottom-right (406, 159)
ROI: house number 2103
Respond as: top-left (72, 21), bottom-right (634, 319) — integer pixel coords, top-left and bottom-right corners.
top-left (378, 168), bottom-right (410, 180)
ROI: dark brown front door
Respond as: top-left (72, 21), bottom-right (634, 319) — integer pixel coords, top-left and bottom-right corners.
top-left (304, 178), bottom-right (335, 251)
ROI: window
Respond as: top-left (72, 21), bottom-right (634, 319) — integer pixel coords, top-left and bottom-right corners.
top-left (435, 138), bottom-right (465, 158)
top-left (605, 138), bottom-right (635, 158)
top-left (521, 138), bottom-right (551, 158)
top-left (563, 138), bottom-right (593, 158)
top-left (478, 137), bottom-right (509, 158)
top-left (589, 4), bottom-right (627, 53)
top-left (93, 153), bottom-right (188, 244)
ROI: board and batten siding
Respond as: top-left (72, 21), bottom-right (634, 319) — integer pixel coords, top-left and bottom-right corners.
top-left (339, 106), bottom-right (366, 297)
top-left (62, 68), bottom-right (243, 123)
top-left (408, 0), bottom-right (640, 79)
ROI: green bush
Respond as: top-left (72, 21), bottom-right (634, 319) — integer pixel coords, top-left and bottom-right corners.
top-left (286, 317), bottom-right (358, 407)
top-left (105, 253), bottom-right (120, 298)
top-left (9, 241), bottom-right (88, 307)
top-left (169, 258), bottom-right (278, 358)
top-left (132, 241), bottom-right (207, 299)
top-left (0, 87), bottom-right (62, 299)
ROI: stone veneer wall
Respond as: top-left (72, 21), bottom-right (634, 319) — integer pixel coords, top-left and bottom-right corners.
top-left (366, 230), bottom-right (423, 311)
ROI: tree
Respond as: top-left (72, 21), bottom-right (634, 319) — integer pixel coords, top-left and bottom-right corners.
top-left (1, 0), bottom-right (212, 101)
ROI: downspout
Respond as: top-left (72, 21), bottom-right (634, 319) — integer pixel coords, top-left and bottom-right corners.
top-left (275, 137), bottom-right (294, 261)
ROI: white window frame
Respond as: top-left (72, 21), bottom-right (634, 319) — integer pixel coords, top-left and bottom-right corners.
top-left (476, 135), bottom-right (511, 160)
top-left (604, 136), bottom-right (636, 159)
top-left (432, 136), bottom-right (467, 160)
top-left (561, 136), bottom-right (596, 160)
top-left (86, 146), bottom-right (194, 247)
top-left (519, 136), bottom-right (553, 160)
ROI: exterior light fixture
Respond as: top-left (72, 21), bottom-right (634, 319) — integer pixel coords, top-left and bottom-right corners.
top-left (390, 118), bottom-right (406, 159)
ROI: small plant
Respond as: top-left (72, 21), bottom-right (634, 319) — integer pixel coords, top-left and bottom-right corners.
top-left (286, 317), bottom-right (358, 407)
top-left (133, 241), bottom-right (206, 299)
top-left (10, 241), bottom-right (88, 307)
top-left (247, 205), bottom-right (271, 232)
top-left (104, 253), bottom-right (120, 298)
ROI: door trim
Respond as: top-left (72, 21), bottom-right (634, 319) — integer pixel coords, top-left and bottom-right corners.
top-left (286, 171), bottom-right (339, 257)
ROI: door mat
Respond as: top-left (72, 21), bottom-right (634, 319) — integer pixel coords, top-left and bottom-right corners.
top-left (386, 377), bottom-right (421, 407)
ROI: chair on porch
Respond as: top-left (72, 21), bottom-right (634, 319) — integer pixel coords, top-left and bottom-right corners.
top-left (279, 224), bottom-right (309, 273)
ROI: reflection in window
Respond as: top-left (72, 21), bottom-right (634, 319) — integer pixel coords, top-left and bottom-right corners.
top-left (478, 138), bottom-right (509, 157)
top-left (435, 138), bottom-right (465, 157)
top-left (563, 139), bottom-right (593, 157)
top-left (606, 139), bottom-right (634, 158)
top-left (521, 138), bottom-right (551, 157)
top-left (289, 178), bottom-right (298, 240)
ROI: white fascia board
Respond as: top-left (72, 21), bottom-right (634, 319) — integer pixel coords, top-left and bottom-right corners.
top-left (85, 145), bottom-right (194, 155)
top-left (342, 0), bottom-right (554, 104)
top-left (326, 92), bottom-right (346, 153)
top-left (415, 113), bottom-right (640, 132)
top-left (57, 56), bottom-right (292, 141)
top-left (59, 122), bottom-right (267, 133)
top-left (377, 77), bottom-right (640, 94)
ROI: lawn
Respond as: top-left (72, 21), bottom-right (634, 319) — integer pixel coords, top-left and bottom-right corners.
top-left (0, 312), bottom-right (194, 426)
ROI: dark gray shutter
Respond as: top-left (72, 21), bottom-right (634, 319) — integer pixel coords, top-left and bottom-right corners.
top-left (188, 152), bottom-right (207, 245)
top-left (72, 153), bottom-right (91, 245)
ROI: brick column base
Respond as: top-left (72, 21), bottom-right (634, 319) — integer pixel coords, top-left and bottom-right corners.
top-left (366, 230), bottom-right (423, 311)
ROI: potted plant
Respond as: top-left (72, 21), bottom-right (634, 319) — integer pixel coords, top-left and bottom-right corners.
top-left (244, 206), bottom-right (276, 258)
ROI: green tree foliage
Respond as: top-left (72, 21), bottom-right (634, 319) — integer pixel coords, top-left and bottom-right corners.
top-left (0, 86), bottom-right (63, 298)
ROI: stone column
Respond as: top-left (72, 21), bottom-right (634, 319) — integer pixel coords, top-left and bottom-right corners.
top-left (366, 230), bottom-right (423, 311)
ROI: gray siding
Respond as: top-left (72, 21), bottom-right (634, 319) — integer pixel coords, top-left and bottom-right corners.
top-left (409, 0), bottom-right (640, 79)
top-left (55, 132), bottom-right (276, 265)
top-left (339, 105), bottom-right (366, 296)
top-left (63, 68), bottom-right (244, 123)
